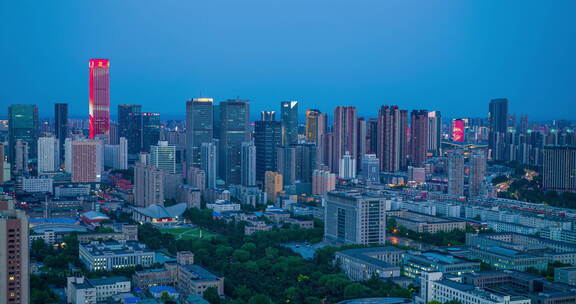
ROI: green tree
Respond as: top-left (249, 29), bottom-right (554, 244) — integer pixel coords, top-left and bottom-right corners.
top-left (344, 282), bottom-right (371, 298)
top-left (248, 294), bottom-right (272, 304)
top-left (203, 287), bottom-right (221, 304)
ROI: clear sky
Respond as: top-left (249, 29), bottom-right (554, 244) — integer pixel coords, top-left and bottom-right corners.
top-left (1, 1), bottom-right (575, 121)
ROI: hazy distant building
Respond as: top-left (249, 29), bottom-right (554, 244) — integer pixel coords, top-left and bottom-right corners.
top-left (241, 142), bottom-right (256, 187)
top-left (469, 150), bottom-right (487, 197)
top-left (448, 150), bottom-right (465, 197)
top-left (54, 103), bottom-right (68, 163)
top-left (277, 146), bottom-right (296, 186)
top-left (187, 167), bottom-right (205, 191)
top-left (0, 197), bottom-right (29, 304)
top-left (8, 104), bottom-right (38, 164)
top-left (325, 191), bottom-right (387, 245)
top-left (134, 162), bottom-right (165, 207)
top-left (12, 140), bottom-right (28, 176)
top-left (104, 137), bottom-right (128, 170)
top-left (219, 99), bottom-right (250, 185)
top-left (489, 98), bottom-right (509, 160)
top-left (150, 141), bottom-right (176, 174)
top-left (305, 109), bottom-right (326, 144)
top-left (543, 146), bottom-right (576, 191)
top-left (141, 112), bottom-right (161, 152)
top-left (118, 104), bottom-right (142, 154)
top-left (281, 101), bottom-right (299, 146)
top-left (37, 136), bottom-right (59, 174)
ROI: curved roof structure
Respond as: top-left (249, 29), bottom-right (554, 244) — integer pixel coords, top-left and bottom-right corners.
top-left (134, 203), bottom-right (187, 219)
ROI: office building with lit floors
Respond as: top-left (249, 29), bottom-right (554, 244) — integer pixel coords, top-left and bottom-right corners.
top-left (543, 145), bottom-right (576, 191)
top-left (88, 59), bottom-right (111, 139)
top-left (324, 191), bottom-right (387, 245)
top-left (0, 197), bottom-right (29, 304)
top-left (79, 240), bottom-right (155, 271)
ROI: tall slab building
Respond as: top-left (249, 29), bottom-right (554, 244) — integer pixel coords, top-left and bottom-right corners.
top-left (88, 59), bottom-right (111, 139)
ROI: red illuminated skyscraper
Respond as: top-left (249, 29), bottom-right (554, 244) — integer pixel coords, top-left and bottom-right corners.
top-left (88, 59), bottom-right (110, 139)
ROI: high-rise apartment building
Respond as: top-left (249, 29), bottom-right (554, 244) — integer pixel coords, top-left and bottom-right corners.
top-left (543, 146), bottom-right (576, 191)
top-left (447, 150), bottom-right (464, 197)
top-left (37, 136), bottom-right (59, 174)
top-left (200, 141), bottom-right (218, 189)
top-left (8, 104), bottom-right (38, 164)
top-left (71, 141), bottom-right (102, 183)
top-left (0, 144), bottom-right (5, 184)
top-left (469, 150), bottom-right (487, 197)
top-left (333, 106), bottom-right (358, 174)
top-left (339, 151), bottom-right (357, 180)
top-left (264, 171), bottom-right (283, 203)
top-left (186, 98), bottom-right (213, 167)
top-left (12, 141), bottom-right (29, 176)
top-left (0, 197), bottom-right (29, 304)
top-left (312, 169), bottom-right (336, 195)
top-left (134, 162), bottom-right (165, 207)
top-left (219, 99), bottom-right (250, 185)
top-left (427, 111), bottom-right (442, 156)
top-left (88, 59), bottom-right (111, 139)
top-left (410, 110), bottom-right (429, 166)
top-left (118, 104), bottom-right (142, 154)
top-left (305, 109), bottom-right (326, 144)
top-left (377, 105), bottom-right (407, 172)
top-left (254, 113), bottom-right (282, 182)
top-left (489, 98), bottom-right (508, 160)
top-left (150, 141), bottom-right (176, 174)
top-left (277, 146), bottom-right (296, 186)
top-left (241, 142), bottom-right (256, 187)
top-left (281, 101), bottom-right (299, 146)
top-left (324, 191), bottom-right (387, 245)
top-left (54, 103), bottom-right (68, 163)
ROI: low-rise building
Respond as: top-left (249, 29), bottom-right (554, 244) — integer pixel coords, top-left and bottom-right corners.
top-left (66, 276), bottom-right (131, 304)
top-left (334, 247), bottom-right (404, 281)
top-left (79, 241), bottom-right (155, 271)
top-left (555, 266), bottom-right (576, 286)
top-left (206, 200), bottom-right (241, 213)
top-left (391, 210), bottom-right (466, 233)
top-left (403, 251), bottom-right (480, 279)
top-left (132, 203), bottom-right (187, 225)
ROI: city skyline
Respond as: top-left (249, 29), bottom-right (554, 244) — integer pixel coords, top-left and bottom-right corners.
top-left (1, 1), bottom-right (576, 120)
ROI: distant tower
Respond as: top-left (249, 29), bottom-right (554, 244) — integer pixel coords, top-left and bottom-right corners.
top-left (361, 154), bottom-right (380, 184)
top-left (410, 110), bottom-right (428, 166)
top-left (150, 141), bottom-right (176, 174)
top-left (71, 141), bottom-right (102, 183)
top-left (142, 112), bottom-right (161, 152)
top-left (488, 98), bottom-right (508, 160)
top-left (543, 146), bottom-right (576, 191)
top-left (377, 105), bottom-right (407, 172)
top-left (219, 99), bottom-right (250, 185)
top-left (200, 141), bottom-right (218, 189)
top-left (305, 109), bottom-right (326, 144)
top-left (186, 98), bottom-right (214, 167)
top-left (448, 150), bottom-right (464, 197)
top-left (277, 146), bottom-right (296, 186)
top-left (281, 101), bottom-right (299, 146)
top-left (452, 118), bottom-right (466, 142)
top-left (88, 59), bottom-right (111, 139)
top-left (37, 136), bottom-right (59, 174)
top-left (118, 104), bottom-right (142, 154)
top-left (333, 106), bottom-right (358, 173)
top-left (54, 103), bottom-right (68, 163)
top-left (469, 150), bottom-right (487, 197)
top-left (8, 104), bottom-right (38, 164)
top-left (254, 113), bottom-right (282, 182)
top-left (427, 111), bottom-right (442, 156)
top-left (339, 151), bottom-right (357, 180)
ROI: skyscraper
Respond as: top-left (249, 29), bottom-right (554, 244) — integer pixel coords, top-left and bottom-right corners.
top-left (0, 144), bottom-right (5, 184)
top-left (254, 113), bottom-right (282, 182)
top-left (241, 142), bottom-right (256, 187)
top-left (305, 109), bottom-right (326, 144)
top-left (447, 150), bottom-right (464, 197)
top-left (377, 105), bottom-right (407, 172)
top-left (427, 111), bottom-right (442, 156)
top-left (324, 191), bottom-right (387, 245)
top-left (0, 197), bottom-right (29, 304)
top-left (37, 136), bottom-right (59, 174)
top-left (12, 141), bottom-right (28, 176)
top-left (200, 141), bottom-right (218, 189)
top-left (452, 118), bottom-right (466, 142)
top-left (333, 106), bottom-right (358, 173)
top-left (488, 98), bottom-right (508, 160)
top-left (294, 143), bottom-right (317, 182)
top-left (281, 101), bottom-right (299, 146)
top-left (118, 104), bottom-right (142, 154)
top-left (264, 171), bottom-right (283, 203)
top-left (469, 150), bottom-right (487, 197)
top-left (543, 146), bottom-right (576, 191)
top-left (88, 59), bottom-right (111, 139)
top-left (54, 103), bottom-right (68, 163)
top-left (150, 141), bottom-right (176, 174)
top-left (219, 99), bottom-right (250, 185)
top-left (339, 151), bottom-right (357, 180)
top-left (186, 98), bottom-right (214, 167)
top-left (410, 110), bottom-right (429, 166)
top-left (8, 104), bottom-right (38, 164)
top-left (142, 112), bottom-right (161, 152)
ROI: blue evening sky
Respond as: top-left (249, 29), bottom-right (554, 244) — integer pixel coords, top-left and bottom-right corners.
top-left (1, 1), bottom-right (575, 121)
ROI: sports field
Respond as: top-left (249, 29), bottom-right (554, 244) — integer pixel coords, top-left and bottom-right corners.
top-left (161, 227), bottom-right (216, 240)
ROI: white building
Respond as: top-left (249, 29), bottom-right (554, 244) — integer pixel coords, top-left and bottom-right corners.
top-left (206, 200), bottom-right (241, 213)
top-left (21, 176), bottom-right (53, 193)
top-left (339, 151), bottom-right (357, 179)
top-left (79, 241), bottom-right (155, 271)
top-left (360, 154), bottom-right (380, 183)
top-left (38, 136), bottom-right (59, 174)
top-left (104, 137), bottom-right (128, 170)
top-left (150, 141), bottom-right (176, 174)
top-left (67, 276), bottom-right (131, 304)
